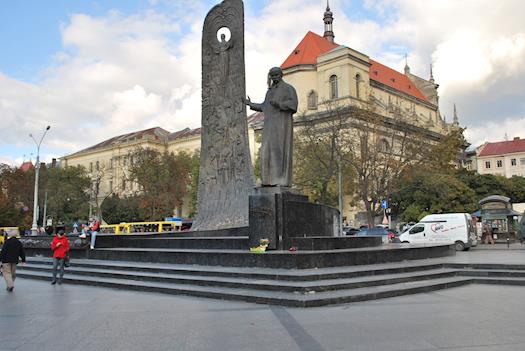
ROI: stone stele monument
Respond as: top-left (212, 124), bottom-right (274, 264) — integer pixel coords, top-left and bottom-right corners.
top-left (192, 0), bottom-right (255, 231)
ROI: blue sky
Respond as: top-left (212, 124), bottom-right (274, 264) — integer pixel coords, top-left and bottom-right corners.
top-left (0, 0), bottom-right (378, 82)
top-left (1, 0), bottom-right (212, 81)
top-left (1, 0), bottom-right (525, 166)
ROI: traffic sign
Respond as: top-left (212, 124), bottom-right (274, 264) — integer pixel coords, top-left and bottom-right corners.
top-left (381, 200), bottom-right (388, 209)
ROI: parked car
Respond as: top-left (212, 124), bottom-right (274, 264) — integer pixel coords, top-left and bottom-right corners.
top-left (343, 227), bottom-right (359, 236)
top-left (356, 227), bottom-right (396, 243)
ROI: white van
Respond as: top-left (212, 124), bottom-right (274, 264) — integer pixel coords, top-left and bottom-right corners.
top-left (398, 213), bottom-right (478, 251)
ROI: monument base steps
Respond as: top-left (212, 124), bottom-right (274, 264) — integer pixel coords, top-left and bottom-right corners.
top-left (18, 258), bottom-right (525, 307)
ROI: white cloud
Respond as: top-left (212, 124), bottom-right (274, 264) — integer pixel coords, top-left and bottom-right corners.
top-left (0, 9), bottom-right (203, 157)
top-left (1, 0), bottom-right (525, 160)
top-left (465, 116), bottom-right (525, 146)
top-left (0, 155), bottom-right (16, 166)
top-left (359, 0), bottom-right (525, 146)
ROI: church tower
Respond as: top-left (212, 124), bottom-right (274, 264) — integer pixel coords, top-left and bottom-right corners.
top-left (453, 103), bottom-right (459, 126)
top-left (404, 54), bottom-right (410, 75)
top-left (323, 1), bottom-right (335, 43)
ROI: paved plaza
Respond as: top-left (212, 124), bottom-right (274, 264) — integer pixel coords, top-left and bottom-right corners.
top-left (2, 249), bottom-right (525, 351)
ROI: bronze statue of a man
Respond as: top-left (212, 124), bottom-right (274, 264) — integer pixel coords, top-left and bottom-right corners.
top-left (245, 67), bottom-right (298, 187)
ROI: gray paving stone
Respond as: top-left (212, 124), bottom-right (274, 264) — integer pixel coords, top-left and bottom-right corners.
top-left (3, 249), bottom-right (525, 350)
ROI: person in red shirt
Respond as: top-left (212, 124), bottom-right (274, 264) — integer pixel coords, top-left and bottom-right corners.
top-left (51, 230), bottom-right (70, 285)
top-left (90, 217), bottom-right (101, 250)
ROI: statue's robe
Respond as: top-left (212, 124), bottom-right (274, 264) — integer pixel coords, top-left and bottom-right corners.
top-left (251, 80), bottom-right (298, 186)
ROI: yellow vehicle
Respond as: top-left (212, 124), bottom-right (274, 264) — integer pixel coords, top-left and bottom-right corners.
top-left (0, 227), bottom-right (20, 245)
top-left (100, 221), bottom-right (185, 235)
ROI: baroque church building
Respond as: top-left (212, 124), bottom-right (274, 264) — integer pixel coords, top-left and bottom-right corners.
top-left (281, 2), bottom-right (449, 134)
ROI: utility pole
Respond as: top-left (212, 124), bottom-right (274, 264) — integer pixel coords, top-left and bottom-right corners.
top-left (337, 151), bottom-right (343, 236)
top-left (42, 190), bottom-right (48, 229)
top-left (30, 125), bottom-right (51, 236)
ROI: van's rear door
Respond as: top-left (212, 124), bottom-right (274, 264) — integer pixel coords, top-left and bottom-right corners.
top-left (465, 214), bottom-right (478, 247)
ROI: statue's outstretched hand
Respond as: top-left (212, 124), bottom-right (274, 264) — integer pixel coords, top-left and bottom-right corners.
top-left (243, 96), bottom-right (252, 106)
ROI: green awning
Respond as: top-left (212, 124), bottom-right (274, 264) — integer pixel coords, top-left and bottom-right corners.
top-left (481, 209), bottom-right (521, 217)
top-left (482, 214), bottom-right (509, 220)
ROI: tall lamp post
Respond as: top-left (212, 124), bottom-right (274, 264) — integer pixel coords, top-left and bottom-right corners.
top-left (30, 125), bottom-right (51, 236)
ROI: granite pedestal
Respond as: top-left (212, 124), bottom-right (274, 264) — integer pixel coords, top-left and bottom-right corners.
top-left (249, 186), bottom-right (340, 250)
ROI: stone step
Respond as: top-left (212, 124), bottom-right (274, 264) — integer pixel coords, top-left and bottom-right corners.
top-left (445, 263), bottom-right (525, 271)
top-left (458, 269), bottom-right (525, 278)
top-left (19, 263), bottom-right (460, 293)
top-left (15, 270), bottom-right (481, 307)
top-left (96, 236), bottom-right (379, 251)
top-left (85, 244), bottom-right (455, 269)
top-left (25, 257), bottom-right (447, 282)
top-left (99, 237), bottom-right (250, 250)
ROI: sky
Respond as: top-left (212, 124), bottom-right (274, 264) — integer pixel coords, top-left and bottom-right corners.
top-left (1, 0), bottom-right (525, 166)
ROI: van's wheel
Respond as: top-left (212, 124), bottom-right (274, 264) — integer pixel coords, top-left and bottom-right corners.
top-left (402, 241), bottom-right (409, 244)
top-left (455, 241), bottom-right (465, 251)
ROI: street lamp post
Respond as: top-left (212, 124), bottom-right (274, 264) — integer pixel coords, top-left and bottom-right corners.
top-left (30, 125), bottom-right (51, 236)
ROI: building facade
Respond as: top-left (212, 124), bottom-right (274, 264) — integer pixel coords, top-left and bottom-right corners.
top-left (475, 137), bottom-right (525, 178)
top-left (280, 4), bottom-right (449, 136)
top-left (279, 3), bottom-right (453, 224)
top-left (60, 117), bottom-right (261, 218)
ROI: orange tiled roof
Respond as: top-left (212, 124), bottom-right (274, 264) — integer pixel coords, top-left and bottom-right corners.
top-left (478, 138), bottom-right (525, 157)
top-left (20, 161), bottom-right (34, 172)
top-left (281, 31), bottom-right (429, 102)
top-left (369, 59), bottom-right (427, 101)
top-left (168, 127), bottom-right (202, 142)
top-left (281, 31), bottom-right (339, 69)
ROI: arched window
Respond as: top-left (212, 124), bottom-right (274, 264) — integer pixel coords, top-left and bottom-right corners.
top-left (329, 75), bottom-right (338, 99)
top-left (379, 138), bottom-right (390, 153)
top-left (355, 73), bottom-right (361, 99)
top-left (307, 90), bottom-right (318, 110)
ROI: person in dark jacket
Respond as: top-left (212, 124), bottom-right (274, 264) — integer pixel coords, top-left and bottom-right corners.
top-left (51, 230), bottom-right (70, 285)
top-left (0, 230), bottom-right (26, 292)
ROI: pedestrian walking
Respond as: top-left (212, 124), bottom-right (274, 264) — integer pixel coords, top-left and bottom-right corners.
top-left (51, 230), bottom-right (70, 285)
top-left (483, 222), bottom-right (495, 245)
top-left (0, 230), bottom-right (26, 292)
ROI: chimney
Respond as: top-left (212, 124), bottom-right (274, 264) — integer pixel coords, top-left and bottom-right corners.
top-left (52, 158), bottom-right (57, 167)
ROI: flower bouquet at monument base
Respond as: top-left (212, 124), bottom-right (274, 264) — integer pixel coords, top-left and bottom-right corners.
top-left (250, 238), bottom-right (270, 253)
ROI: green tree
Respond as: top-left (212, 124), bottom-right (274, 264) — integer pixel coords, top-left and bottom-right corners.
top-left (392, 171), bottom-right (478, 222)
top-left (0, 164), bottom-right (90, 229)
top-left (100, 194), bottom-right (142, 224)
top-left (293, 98), bottom-right (450, 227)
top-left (507, 176), bottom-right (525, 203)
top-left (183, 151), bottom-right (200, 217)
top-left (40, 165), bottom-right (91, 225)
top-left (294, 102), bottom-right (354, 207)
top-left (423, 127), bottom-right (468, 172)
top-left (0, 166), bottom-right (37, 229)
top-left (454, 169), bottom-right (509, 201)
top-left (127, 148), bottom-right (195, 220)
